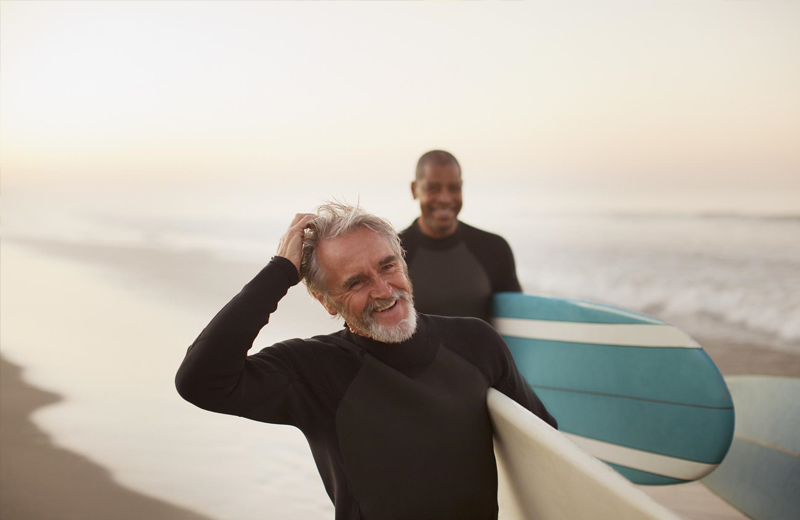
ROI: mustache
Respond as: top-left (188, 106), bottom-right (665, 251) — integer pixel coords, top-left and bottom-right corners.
top-left (364, 290), bottom-right (413, 314)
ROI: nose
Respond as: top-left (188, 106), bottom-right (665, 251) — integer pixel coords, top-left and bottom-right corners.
top-left (437, 188), bottom-right (453, 204)
top-left (371, 275), bottom-right (392, 300)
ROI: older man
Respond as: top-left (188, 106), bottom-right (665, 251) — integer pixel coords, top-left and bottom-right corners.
top-left (401, 150), bottom-right (522, 322)
top-left (176, 202), bottom-right (555, 520)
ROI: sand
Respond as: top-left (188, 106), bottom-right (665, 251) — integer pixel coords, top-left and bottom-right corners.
top-left (0, 356), bottom-right (214, 520)
top-left (1, 237), bottom-right (797, 520)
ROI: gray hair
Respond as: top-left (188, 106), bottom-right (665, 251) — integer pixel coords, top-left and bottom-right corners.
top-left (301, 202), bottom-right (405, 300)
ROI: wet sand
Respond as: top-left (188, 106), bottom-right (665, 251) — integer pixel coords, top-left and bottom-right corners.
top-left (0, 356), bottom-right (215, 520)
top-left (699, 334), bottom-right (800, 377)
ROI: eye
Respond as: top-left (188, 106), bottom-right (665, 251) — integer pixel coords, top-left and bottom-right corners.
top-left (381, 263), bottom-right (396, 272)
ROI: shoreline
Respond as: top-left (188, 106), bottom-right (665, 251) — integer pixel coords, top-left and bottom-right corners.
top-left (0, 355), bottom-right (215, 520)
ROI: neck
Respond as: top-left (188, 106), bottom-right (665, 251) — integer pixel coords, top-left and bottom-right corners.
top-left (347, 323), bottom-right (368, 337)
top-left (418, 219), bottom-right (458, 239)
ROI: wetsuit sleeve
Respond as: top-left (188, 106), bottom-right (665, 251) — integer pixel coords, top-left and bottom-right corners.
top-left (175, 256), bottom-right (307, 425)
top-left (461, 225), bottom-right (522, 294)
top-left (493, 238), bottom-right (522, 293)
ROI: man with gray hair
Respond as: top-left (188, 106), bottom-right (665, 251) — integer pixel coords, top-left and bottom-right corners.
top-left (176, 202), bottom-right (555, 520)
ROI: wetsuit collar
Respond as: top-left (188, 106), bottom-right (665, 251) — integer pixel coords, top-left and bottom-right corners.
top-left (343, 314), bottom-right (438, 370)
top-left (409, 218), bottom-right (465, 250)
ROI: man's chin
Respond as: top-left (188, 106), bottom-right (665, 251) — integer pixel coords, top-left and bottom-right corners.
top-left (426, 216), bottom-right (458, 235)
top-left (339, 291), bottom-right (418, 343)
top-left (371, 318), bottom-right (417, 343)
top-left (363, 304), bottom-right (418, 344)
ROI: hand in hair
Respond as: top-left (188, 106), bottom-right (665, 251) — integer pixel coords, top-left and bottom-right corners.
top-left (276, 213), bottom-right (317, 276)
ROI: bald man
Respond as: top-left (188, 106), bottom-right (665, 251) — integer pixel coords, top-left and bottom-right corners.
top-left (400, 150), bottom-right (522, 322)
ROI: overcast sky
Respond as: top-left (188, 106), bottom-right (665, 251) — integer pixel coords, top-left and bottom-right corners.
top-left (2, 1), bottom-right (798, 218)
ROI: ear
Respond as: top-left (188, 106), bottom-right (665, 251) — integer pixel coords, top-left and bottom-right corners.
top-left (312, 291), bottom-right (338, 316)
top-left (411, 181), bottom-right (418, 200)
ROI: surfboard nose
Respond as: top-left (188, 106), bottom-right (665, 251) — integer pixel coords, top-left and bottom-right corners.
top-left (492, 292), bottom-right (735, 485)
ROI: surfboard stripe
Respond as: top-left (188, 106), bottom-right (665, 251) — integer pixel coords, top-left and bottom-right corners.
top-left (494, 318), bottom-right (700, 348)
top-left (505, 338), bottom-right (731, 407)
top-left (531, 385), bottom-right (733, 410)
top-left (562, 432), bottom-right (719, 481)
top-left (533, 387), bottom-right (733, 464)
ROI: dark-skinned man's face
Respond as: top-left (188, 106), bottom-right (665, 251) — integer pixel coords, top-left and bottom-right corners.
top-left (412, 162), bottom-right (462, 239)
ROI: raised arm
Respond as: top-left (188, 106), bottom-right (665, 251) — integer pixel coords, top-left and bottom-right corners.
top-left (175, 214), bottom-right (316, 421)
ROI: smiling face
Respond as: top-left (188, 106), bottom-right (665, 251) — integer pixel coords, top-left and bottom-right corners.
top-left (412, 162), bottom-right (463, 239)
top-left (313, 227), bottom-right (417, 343)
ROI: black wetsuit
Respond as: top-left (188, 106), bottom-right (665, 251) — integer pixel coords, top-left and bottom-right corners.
top-left (399, 219), bottom-right (522, 322)
top-left (176, 257), bottom-right (555, 520)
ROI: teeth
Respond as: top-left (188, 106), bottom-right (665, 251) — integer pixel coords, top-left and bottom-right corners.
top-left (374, 300), bottom-right (396, 312)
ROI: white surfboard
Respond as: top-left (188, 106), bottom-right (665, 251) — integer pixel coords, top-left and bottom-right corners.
top-left (488, 389), bottom-right (684, 520)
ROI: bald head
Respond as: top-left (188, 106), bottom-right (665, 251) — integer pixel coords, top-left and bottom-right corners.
top-left (415, 150), bottom-right (461, 181)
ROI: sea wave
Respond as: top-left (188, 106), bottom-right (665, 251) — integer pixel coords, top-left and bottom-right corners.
top-left (512, 215), bottom-right (800, 352)
top-left (6, 210), bottom-right (799, 352)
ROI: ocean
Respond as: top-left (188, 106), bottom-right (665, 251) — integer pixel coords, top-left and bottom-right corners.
top-left (2, 198), bottom-right (799, 520)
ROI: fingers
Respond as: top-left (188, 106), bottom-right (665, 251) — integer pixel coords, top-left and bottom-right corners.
top-left (276, 213), bottom-right (318, 276)
top-left (290, 213), bottom-right (317, 228)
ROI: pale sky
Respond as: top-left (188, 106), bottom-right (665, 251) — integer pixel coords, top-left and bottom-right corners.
top-left (2, 1), bottom-right (799, 218)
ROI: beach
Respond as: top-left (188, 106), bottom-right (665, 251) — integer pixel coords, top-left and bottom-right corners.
top-left (1, 235), bottom-right (798, 520)
top-left (4, 2), bottom-right (799, 518)
top-left (0, 357), bottom-right (215, 520)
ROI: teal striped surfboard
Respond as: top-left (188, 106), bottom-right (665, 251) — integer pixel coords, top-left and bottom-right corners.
top-left (492, 292), bottom-right (735, 485)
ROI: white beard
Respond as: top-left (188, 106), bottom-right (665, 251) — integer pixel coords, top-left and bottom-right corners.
top-left (337, 290), bottom-right (418, 344)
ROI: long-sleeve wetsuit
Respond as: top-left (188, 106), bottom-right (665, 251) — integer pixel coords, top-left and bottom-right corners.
top-left (175, 256), bottom-right (556, 520)
top-left (399, 219), bottom-right (522, 322)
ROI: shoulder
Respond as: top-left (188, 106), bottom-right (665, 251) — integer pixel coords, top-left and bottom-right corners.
top-left (424, 314), bottom-right (511, 380)
top-left (251, 333), bottom-right (363, 391)
top-left (424, 314), bottom-right (505, 352)
top-left (459, 222), bottom-right (513, 250)
top-left (439, 313), bottom-right (498, 334)
top-left (254, 333), bottom-right (360, 365)
top-left (399, 219), bottom-right (420, 240)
